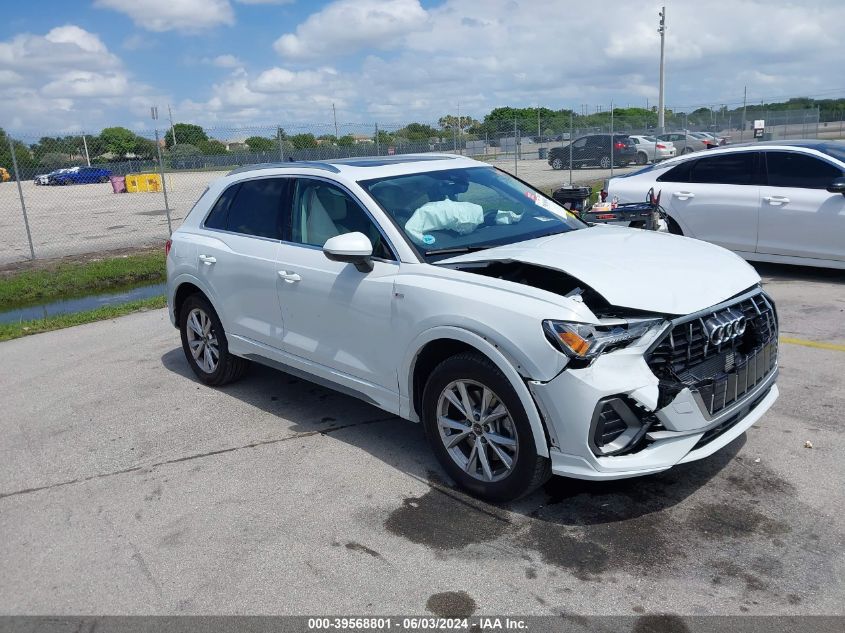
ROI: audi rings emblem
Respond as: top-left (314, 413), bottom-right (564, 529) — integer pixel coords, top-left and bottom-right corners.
top-left (704, 309), bottom-right (747, 345)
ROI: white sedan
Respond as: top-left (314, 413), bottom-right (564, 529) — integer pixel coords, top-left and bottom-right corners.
top-left (167, 155), bottom-right (779, 500)
top-left (629, 135), bottom-right (676, 164)
top-left (608, 140), bottom-right (845, 269)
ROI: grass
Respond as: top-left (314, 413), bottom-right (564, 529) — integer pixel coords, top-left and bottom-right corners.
top-left (0, 296), bottom-right (166, 342)
top-left (0, 250), bottom-right (165, 310)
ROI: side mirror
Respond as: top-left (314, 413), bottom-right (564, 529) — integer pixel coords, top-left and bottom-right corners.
top-left (323, 232), bottom-right (374, 272)
top-left (826, 176), bottom-right (845, 195)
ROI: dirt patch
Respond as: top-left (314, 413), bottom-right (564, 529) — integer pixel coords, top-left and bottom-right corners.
top-left (0, 245), bottom-right (162, 276)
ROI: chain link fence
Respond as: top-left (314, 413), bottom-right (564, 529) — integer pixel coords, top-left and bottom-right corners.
top-left (0, 106), bottom-right (832, 265)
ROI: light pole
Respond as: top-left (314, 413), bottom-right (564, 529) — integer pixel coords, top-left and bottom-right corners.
top-left (657, 6), bottom-right (666, 133)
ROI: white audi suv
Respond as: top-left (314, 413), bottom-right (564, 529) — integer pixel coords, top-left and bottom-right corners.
top-left (167, 155), bottom-right (779, 500)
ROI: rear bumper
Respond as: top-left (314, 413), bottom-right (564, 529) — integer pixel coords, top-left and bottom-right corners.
top-left (528, 347), bottom-right (778, 481)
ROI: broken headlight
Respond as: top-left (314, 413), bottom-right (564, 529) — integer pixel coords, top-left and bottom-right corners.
top-left (543, 318), bottom-right (665, 361)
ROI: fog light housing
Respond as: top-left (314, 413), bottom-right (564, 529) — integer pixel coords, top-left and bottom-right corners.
top-left (590, 397), bottom-right (651, 456)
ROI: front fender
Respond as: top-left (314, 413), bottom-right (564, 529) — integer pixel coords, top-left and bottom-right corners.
top-left (401, 326), bottom-right (550, 458)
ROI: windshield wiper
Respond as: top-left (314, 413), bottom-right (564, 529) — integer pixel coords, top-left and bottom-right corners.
top-left (424, 244), bottom-right (496, 256)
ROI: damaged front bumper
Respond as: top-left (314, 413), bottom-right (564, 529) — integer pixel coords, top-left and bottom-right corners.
top-left (528, 345), bottom-right (779, 481)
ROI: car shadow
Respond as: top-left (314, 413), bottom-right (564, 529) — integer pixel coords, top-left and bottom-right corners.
top-left (753, 261), bottom-right (845, 284)
top-left (160, 347), bottom-right (743, 529)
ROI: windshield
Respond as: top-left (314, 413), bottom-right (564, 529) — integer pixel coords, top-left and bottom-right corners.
top-left (819, 142), bottom-right (845, 163)
top-left (359, 166), bottom-right (585, 260)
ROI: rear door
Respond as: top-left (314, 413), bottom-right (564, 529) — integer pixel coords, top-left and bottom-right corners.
top-left (570, 136), bottom-right (589, 165)
top-left (758, 151), bottom-right (845, 262)
top-left (194, 177), bottom-right (288, 349)
top-left (659, 151), bottom-right (761, 253)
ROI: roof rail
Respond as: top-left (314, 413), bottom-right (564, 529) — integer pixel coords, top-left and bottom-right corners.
top-left (226, 161), bottom-right (341, 176)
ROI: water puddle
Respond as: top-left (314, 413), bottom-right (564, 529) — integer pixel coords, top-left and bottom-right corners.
top-left (0, 283), bottom-right (165, 324)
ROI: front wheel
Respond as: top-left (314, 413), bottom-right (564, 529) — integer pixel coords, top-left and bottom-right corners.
top-left (550, 157), bottom-right (564, 170)
top-left (179, 294), bottom-right (249, 386)
top-left (421, 352), bottom-right (551, 501)
top-left (683, 147), bottom-right (694, 154)
top-left (599, 155), bottom-right (611, 169)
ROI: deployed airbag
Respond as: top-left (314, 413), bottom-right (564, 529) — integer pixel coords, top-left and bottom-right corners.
top-left (405, 199), bottom-right (484, 243)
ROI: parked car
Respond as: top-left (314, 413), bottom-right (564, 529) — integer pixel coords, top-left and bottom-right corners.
top-left (0, 167), bottom-right (9, 182)
top-left (48, 166), bottom-right (112, 185)
top-left (696, 132), bottom-right (727, 146)
top-left (629, 135), bottom-right (676, 164)
top-left (548, 134), bottom-right (637, 169)
top-left (607, 140), bottom-right (845, 269)
top-left (167, 154), bottom-right (780, 500)
top-left (656, 132), bottom-right (712, 154)
top-left (689, 132), bottom-right (721, 149)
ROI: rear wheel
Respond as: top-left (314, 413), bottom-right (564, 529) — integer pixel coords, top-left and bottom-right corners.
top-left (599, 155), bottom-right (611, 169)
top-left (550, 157), bottom-right (564, 170)
top-left (421, 352), bottom-right (551, 501)
top-left (179, 294), bottom-right (248, 386)
top-left (636, 152), bottom-right (648, 165)
top-left (683, 147), bottom-right (694, 154)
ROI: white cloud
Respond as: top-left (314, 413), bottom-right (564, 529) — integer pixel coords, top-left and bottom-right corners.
top-left (235, 0), bottom-right (294, 4)
top-left (94, 0), bottom-right (235, 33)
top-left (274, 0), bottom-right (427, 59)
top-left (211, 54), bottom-right (243, 68)
top-left (0, 25), bottom-right (161, 133)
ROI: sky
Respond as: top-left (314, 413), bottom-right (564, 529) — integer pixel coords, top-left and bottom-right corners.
top-left (1, 0), bottom-right (843, 137)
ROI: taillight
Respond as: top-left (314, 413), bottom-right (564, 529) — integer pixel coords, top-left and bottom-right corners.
top-left (165, 239), bottom-right (172, 257)
top-left (656, 143), bottom-right (666, 149)
top-left (614, 142), bottom-right (625, 149)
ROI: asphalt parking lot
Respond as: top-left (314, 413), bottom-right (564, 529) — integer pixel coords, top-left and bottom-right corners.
top-left (0, 263), bottom-right (843, 616)
top-left (0, 159), bottom-right (635, 265)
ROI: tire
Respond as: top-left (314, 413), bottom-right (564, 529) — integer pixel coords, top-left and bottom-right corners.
top-left (636, 152), bottom-right (648, 165)
top-left (179, 293), bottom-right (249, 386)
top-left (99, 176), bottom-right (109, 183)
top-left (667, 216), bottom-right (684, 235)
top-left (683, 147), bottom-right (694, 154)
top-left (421, 352), bottom-right (551, 501)
top-left (550, 157), bottom-right (564, 170)
top-left (599, 155), bottom-right (611, 169)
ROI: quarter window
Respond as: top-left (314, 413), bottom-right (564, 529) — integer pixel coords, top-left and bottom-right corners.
top-left (657, 160), bottom-right (694, 183)
top-left (765, 152), bottom-right (842, 189)
top-left (689, 153), bottom-right (756, 185)
top-left (290, 179), bottom-right (393, 259)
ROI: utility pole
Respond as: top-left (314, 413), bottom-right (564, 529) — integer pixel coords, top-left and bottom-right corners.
top-left (657, 6), bottom-right (666, 133)
top-left (167, 104), bottom-right (177, 146)
top-left (332, 103), bottom-right (339, 139)
top-left (740, 86), bottom-right (747, 142)
top-left (82, 133), bottom-right (91, 166)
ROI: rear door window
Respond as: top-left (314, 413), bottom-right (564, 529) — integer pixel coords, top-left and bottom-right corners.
top-left (204, 178), bottom-right (288, 239)
top-left (765, 151), bottom-right (843, 189)
top-left (689, 152), bottom-right (757, 185)
top-left (657, 160), bottom-right (695, 183)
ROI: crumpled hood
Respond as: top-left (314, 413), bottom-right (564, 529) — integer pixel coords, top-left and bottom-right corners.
top-left (438, 225), bottom-right (761, 315)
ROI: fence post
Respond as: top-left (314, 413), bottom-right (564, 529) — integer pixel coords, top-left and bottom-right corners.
top-left (569, 111), bottom-right (573, 186)
top-left (6, 134), bottom-right (36, 260)
top-left (154, 128), bottom-right (173, 236)
top-left (609, 102), bottom-right (614, 178)
top-left (375, 123), bottom-right (380, 156)
top-left (513, 117), bottom-right (518, 177)
top-left (277, 126), bottom-right (284, 162)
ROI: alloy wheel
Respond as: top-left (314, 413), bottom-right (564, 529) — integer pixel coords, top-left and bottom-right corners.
top-left (436, 379), bottom-right (519, 483)
top-left (185, 307), bottom-right (220, 374)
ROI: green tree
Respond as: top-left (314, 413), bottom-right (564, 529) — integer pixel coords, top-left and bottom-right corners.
top-left (317, 134), bottom-right (337, 144)
top-left (165, 123), bottom-right (208, 149)
top-left (374, 130), bottom-right (394, 145)
top-left (395, 123), bottom-right (438, 142)
top-left (244, 136), bottom-right (275, 152)
top-left (0, 128), bottom-right (36, 177)
top-left (99, 127), bottom-right (140, 158)
top-left (198, 139), bottom-right (228, 155)
top-left (289, 133), bottom-right (317, 149)
top-left (336, 134), bottom-right (355, 147)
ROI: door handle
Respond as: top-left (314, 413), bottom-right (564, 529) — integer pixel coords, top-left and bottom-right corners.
top-left (277, 270), bottom-right (301, 283)
top-left (763, 196), bottom-right (790, 205)
top-left (198, 254), bottom-right (216, 265)
top-left (673, 191), bottom-right (695, 200)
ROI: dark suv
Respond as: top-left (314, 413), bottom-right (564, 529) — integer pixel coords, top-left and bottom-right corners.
top-left (548, 134), bottom-right (637, 170)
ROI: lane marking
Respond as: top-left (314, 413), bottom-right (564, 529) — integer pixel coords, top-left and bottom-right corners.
top-left (780, 337), bottom-right (845, 352)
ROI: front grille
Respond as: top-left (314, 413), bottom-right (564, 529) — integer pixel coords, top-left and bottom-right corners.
top-left (647, 292), bottom-right (778, 416)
